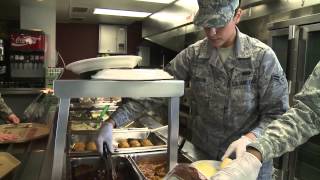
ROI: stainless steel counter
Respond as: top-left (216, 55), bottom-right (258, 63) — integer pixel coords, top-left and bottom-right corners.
top-left (0, 88), bottom-right (43, 95)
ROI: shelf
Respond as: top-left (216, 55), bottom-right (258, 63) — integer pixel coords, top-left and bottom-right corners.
top-left (54, 80), bottom-right (184, 98)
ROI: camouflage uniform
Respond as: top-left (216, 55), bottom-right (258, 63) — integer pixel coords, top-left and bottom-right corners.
top-left (249, 61), bottom-right (320, 162)
top-left (0, 93), bottom-right (13, 124)
top-left (194, 0), bottom-right (239, 28)
top-left (111, 28), bottom-right (288, 177)
top-left (111, 0), bottom-right (288, 179)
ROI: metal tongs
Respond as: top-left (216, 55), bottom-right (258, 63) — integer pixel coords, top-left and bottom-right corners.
top-left (103, 143), bottom-right (117, 180)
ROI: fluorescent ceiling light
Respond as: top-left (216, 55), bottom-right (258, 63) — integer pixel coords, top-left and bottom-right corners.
top-left (93, 8), bottom-right (151, 18)
top-left (135, 0), bottom-right (175, 4)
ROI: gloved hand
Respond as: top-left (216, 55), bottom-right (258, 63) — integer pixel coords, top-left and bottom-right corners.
top-left (222, 136), bottom-right (252, 160)
top-left (7, 114), bottom-right (20, 124)
top-left (210, 152), bottom-right (262, 180)
top-left (96, 122), bottom-right (114, 154)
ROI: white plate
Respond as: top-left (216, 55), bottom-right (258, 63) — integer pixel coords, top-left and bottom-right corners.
top-left (91, 69), bottom-right (174, 80)
top-left (66, 55), bottom-right (142, 74)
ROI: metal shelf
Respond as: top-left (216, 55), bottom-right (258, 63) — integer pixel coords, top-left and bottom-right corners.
top-left (47, 79), bottom-right (184, 180)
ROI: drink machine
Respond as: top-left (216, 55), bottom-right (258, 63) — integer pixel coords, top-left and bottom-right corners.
top-left (8, 30), bottom-right (45, 87)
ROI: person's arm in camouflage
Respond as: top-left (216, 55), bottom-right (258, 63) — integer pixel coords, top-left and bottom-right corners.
top-left (249, 61), bottom-right (320, 162)
top-left (250, 48), bottom-right (289, 138)
top-left (210, 62), bottom-right (320, 180)
top-left (0, 93), bottom-right (13, 120)
top-left (109, 47), bottom-right (193, 127)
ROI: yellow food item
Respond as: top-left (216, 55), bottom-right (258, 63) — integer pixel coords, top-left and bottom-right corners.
top-left (220, 158), bottom-right (233, 169)
top-left (129, 139), bottom-right (141, 147)
top-left (140, 139), bottom-right (153, 147)
top-left (193, 161), bottom-right (217, 178)
top-left (118, 141), bottom-right (130, 148)
top-left (86, 141), bottom-right (97, 151)
top-left (73, 142), bottom-right (86, 151)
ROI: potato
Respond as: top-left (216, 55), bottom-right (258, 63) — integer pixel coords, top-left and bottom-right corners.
top-left (73, 142), bottom-right (85, 151)
top-left (86, 141), bottom-right (97, 151)
top-left (129, 139), bottom-right (141, 147)
top-left (140, 139), bottom-right (153, 147)
top-left (118, 141), bottom-right (130, 148)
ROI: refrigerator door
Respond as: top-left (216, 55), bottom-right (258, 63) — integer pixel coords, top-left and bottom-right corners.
top-left (269, 25), bottom-right (300, 103)
top-left (296, 23), bottom-right (320, 91)
top-left (293, 23), bottom-right (320, 180)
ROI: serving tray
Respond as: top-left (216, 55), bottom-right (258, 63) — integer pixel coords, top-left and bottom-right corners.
top-left (0, 152), bottom-right (21, 178)
top-left (0, 123), bottom-right (50, 144)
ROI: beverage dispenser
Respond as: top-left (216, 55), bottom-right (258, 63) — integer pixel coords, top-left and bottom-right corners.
top-left (8, 30), bottom-right (45, 88)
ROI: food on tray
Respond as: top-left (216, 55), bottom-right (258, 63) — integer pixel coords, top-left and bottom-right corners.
top-left (72, 141), bottom-right (99, 152)
top-left (141, 139), bottom-right (153, 147)
top-left (129, 139), bottom-right (141, 147)
top-left (86, 141), bottom-right (97, 151)
top-left (220, 158), bottom-right (232, 169)
top-left (192, 161), bottom-right (217, 178)
top-left (73, 142), bottom-right (86, 151)
top-left (117, 138), bottom-right (156, 148)
top-left (138, 161), bottom-right (167, 180)
top-left (71, 123), bottom-right (98, 131)
top-left (118, 140), bottom-right (130, 148)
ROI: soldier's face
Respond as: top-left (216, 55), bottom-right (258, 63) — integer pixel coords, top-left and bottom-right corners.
top-left (203, 9), bottom-right (242, 48)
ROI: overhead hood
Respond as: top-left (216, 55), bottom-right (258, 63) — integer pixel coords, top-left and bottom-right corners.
top-left (142, 0), bottom-right (320, 52)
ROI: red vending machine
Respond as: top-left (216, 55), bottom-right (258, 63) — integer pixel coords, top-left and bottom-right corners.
top-left (8, 29), bottom-right (45, 88)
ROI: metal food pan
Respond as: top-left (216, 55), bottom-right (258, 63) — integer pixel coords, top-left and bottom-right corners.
top-left (69, 121), bottom-right (101, 132)
top-left (70, 102), bottom-right (118, 110)
top-left (68, 134), bottom-right (99, 156)
top-left (113, 130), bottom-right (167, 154)
top-left (128, 151), bottom-right (168, 180)
top-left (69, 156), bottom-right (141, 180)
top-left (68, 110), bottom-right (110, 121)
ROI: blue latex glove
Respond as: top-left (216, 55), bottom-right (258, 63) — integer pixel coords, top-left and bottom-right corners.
top-left (97, 122), bottom-right (114, 154)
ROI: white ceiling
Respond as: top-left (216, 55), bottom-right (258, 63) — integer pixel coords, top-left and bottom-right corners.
top-left (0, 0), bottom-right (175, 25)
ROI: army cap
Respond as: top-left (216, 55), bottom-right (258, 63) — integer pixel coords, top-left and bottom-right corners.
top-left (193, 0), bottom-right (239, 28)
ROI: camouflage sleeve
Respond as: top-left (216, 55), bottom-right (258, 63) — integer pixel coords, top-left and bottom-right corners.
top-left (0, 93), bottom-right (13, 120)
top-left (251, 48), bottom-right (289, 137)
top-left (164, 46), bottom-right (193, 80)
top-left (249, 61), bottom-right (320, 161)
top-left (111, 47), bottom-right (193, 127)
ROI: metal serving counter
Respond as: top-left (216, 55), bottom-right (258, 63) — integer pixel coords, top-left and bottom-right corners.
top-left (46, 79), bottom-right (185, 180)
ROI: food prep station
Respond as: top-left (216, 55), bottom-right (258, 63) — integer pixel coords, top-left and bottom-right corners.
top-left (47, 79), bottom-right (188, 180)
top-left (0, 81), bottom-right (216, 180)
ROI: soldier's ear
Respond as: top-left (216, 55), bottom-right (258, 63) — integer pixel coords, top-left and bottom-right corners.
top-left (233, 8), bottom-right (242, 24)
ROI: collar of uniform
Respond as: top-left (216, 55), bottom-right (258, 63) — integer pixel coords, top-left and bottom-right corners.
top-left (198, 38), bottom-right (213, 59)
top-left (235, 27), bottom-right (253, 59)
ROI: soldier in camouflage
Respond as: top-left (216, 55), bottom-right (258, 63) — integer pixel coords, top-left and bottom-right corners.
top-left (0, 93), bottom-right (20, 141)
top-left (97, 0), bottom-right (289, 179)
top-left (211, 60), bottom-right (320, 180)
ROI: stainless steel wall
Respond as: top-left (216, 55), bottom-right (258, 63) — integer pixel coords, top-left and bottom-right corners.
top-left (142, 0), bottom-right (320, 51)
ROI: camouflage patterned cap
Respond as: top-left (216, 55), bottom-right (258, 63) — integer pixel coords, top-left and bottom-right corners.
top-left (193, 0), bottom-right (239, 28)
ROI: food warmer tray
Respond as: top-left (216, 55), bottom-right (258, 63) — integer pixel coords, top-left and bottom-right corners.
top-left (68, 119), bottom-right (145, 133)
top-left (68, 133), bottom-right (99, 157)
top-left (112, 128), bottom-right (167, 154)
top-left (0, 123), bottom-right (50, 144)
top-left (128, 151), bottom-right (168, 180)
top-left (68, 156), bottom-right (141, 180)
